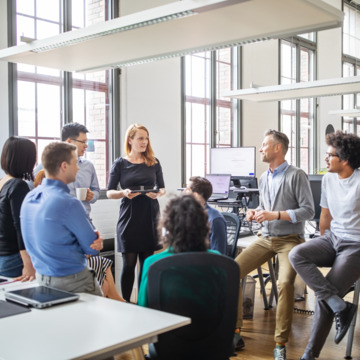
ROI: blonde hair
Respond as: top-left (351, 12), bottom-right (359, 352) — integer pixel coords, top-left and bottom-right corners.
top-left (124, 124), bottom-right (157, 167)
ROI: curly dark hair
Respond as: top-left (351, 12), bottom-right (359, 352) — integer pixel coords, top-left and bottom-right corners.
top-left (158, 194), bottom-right (210, 253)
top-left (326, 130), bottom-right (360, 170)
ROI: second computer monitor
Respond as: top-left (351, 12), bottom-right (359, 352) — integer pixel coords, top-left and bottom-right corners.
top-left (210, 147), bottom-right (256, 177)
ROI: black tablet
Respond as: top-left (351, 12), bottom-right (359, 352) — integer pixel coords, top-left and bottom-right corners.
top-left (5, 286), bottom-right (79, 309)
top-left (130, 189), bottom-right (159, 194)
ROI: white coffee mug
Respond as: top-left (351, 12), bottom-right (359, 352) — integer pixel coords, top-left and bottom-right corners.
top-left (76, 188), bottom-right (87, 201)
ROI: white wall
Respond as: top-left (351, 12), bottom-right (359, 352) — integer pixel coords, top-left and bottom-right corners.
top-left (120, 59), bottom-right (182, 206)
top-left (317, 0), bottom-right (343, 171)
top-left (242, 40), bottom-right (279, 176)
top-left (119, 0), bottom-right (182, 208)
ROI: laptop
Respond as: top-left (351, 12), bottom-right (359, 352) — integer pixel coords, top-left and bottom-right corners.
top-left (4, 285), bottom-right (80, 309)
top-left (206, 174), bottom-right (231, 201)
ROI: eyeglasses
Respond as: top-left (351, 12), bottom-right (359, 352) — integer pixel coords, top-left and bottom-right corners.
top-left (325, 152), bottom-right (339, 159)
top-left (71, 138), bottom-right (88, 145)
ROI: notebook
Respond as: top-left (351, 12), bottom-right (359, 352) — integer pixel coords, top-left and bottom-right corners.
top-left (4, 285), bottom-right (80, 309)
top-left (0, 299), bottom-right (31, 318)
top-left (206, 174), bottom-right (231, 201)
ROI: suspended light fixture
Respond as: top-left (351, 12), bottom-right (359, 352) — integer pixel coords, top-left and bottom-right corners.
top-left (223, 76), bottom-right (360, 102)
top-left (328, 106), bottom-right (360, 117)
top-left (0, 0), bottom-right (343, 72)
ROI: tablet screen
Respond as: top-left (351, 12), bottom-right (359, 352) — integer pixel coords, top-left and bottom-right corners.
top-left (130, 189), bottom-right (159, 194)
top-left (5, 286), bottom-right (79, 308)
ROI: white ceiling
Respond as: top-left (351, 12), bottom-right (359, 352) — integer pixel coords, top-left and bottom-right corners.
top-left (0, 0), bottom-right (343, 73)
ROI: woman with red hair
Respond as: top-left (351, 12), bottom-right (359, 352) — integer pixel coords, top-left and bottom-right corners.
top-left (107, 124), bottom-right (166, 302)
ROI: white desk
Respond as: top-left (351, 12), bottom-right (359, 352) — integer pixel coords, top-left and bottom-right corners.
top-left (0, 282), bottom-right (190, 360)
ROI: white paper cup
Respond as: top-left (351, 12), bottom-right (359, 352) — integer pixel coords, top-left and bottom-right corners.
top-left (76, 188), bottom-right (87, 201)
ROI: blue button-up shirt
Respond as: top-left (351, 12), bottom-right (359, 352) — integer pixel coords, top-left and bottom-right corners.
top-left (67, 158), bottom-right (100, 216)
top-left (33, 158), bottom-right (100, 216)
top-left (20, 179), bottom-right (99, 276)
top-left (267, 161), bottom-right (296, 223)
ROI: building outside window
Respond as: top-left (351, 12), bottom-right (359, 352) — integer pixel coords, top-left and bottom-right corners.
top-left (184, 47), bottom-right (240, 180)
top-left (280, 36), bottom-right (316, 174)
top-left (14, 0), bottom-right (112, 189)
top-left (342, 1), bottom-right (360, 136)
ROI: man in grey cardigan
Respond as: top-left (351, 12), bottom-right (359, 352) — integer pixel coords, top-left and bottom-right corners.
top-left (234, 130), bottom-right (314, 360)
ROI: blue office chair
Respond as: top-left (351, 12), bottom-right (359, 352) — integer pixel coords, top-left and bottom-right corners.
top-left (146, 252), bottom-right (240, 360)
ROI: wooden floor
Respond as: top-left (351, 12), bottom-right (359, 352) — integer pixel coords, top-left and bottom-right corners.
top-left (114, 270), bottom-right (360, 360)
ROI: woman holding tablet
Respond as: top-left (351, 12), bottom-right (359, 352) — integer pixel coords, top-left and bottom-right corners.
top-left (107, 124), bottom-right (165, 302)
top-left (0, 136), bottom-right (36, 281)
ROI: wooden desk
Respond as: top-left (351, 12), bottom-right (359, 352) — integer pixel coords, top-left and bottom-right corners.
top-left (0, 282), bottom-right (190, 360)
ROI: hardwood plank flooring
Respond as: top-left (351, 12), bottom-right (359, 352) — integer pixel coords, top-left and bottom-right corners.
top-left (114, 269), bottom-right (360, 360)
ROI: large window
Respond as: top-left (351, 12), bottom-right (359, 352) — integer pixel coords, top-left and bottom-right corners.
top-left (342, 1), bottom-right (360, 136)
top-left (14, 0), bottom-right (113, 189)
top-left (280, 37), bottom-right (316, 173)
top-left (184, 48), bottom-right (240, 180)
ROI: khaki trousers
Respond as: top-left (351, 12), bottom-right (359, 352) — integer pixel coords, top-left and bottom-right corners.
top-left (235, 233), bottom-right (304, 343)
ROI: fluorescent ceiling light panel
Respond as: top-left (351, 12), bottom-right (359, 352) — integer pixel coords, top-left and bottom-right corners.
top-left (328, 106), bottom-right (360, 117)
top-left (223, 76), bottom-right (360, 102)
top-left (0, 0), bottom-right (343, 72)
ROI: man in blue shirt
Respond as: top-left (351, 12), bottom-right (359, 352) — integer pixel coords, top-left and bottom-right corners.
top-left (20, 142), bottom-right (104, 295)
top-left (33, 123), bottom-right (100, 218)
top-left (62, 123), bottom-right (100, 218)
top-left (186, 176), bottom-right (227, 255)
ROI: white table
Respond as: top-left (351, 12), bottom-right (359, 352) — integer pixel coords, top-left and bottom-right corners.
top-left (0, 282), bottom-right (190, 360)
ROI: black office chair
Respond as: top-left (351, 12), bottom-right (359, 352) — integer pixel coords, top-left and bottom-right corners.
top-left (146, 252), bottom-right (240, 360)
top-left (221, 212), bottom-right (241, 259)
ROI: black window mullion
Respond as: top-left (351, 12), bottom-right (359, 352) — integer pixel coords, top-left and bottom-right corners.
top-left (210, 51), bottom-right (216, 148)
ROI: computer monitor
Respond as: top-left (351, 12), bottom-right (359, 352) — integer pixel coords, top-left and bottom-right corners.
top-left (231, 176), bottom-right (259, 208)
top-left (231, 176), bottom-right (258, 189)
top-left (210, 147), bottom-right (256, 177)
top-left (308, 174), bottom-right (323, 224)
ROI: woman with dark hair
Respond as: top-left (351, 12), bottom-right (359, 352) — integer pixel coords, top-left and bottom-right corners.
top-left (0, 136), bottom-right (36, 280)
top-left (137, 194), bottom-right (220, 307)
top-left (107, 124), bottom-right (166, 302)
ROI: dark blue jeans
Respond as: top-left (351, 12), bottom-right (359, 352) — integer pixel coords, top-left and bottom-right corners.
top-left (0, 253), bottom-right (23, 277)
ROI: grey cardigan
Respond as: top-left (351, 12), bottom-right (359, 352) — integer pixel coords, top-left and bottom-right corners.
top-left (258, 165), bottom-right (314, 238)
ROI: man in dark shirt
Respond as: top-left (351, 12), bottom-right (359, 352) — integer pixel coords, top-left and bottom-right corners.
top-left (186, 176), bottom-right (227, 255)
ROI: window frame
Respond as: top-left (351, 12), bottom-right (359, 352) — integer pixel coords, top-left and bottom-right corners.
top-left (181, 46), bottom-right (241, 184)
top-left (342, 0), bottom-right (360, 136)
top-left (7, 0), bottom-right (120, 193)
top-left (279, 35), bottom-right (317, 173)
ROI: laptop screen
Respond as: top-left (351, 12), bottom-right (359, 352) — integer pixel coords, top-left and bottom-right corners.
top-left (205, 174), bottom-right (231, 195)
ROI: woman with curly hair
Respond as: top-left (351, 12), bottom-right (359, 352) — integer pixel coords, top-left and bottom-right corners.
top-left (290, 130), bottom-right (360, 360)
top-left (137, 194), bottom-right (220, 307)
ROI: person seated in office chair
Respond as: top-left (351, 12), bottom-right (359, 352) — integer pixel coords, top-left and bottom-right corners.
top-left (289, 131), bottom-right (360, 360)
top-left (137, 194), bottom-right (221, 307)
top-left (185, 176), bottom-right (227, 255)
